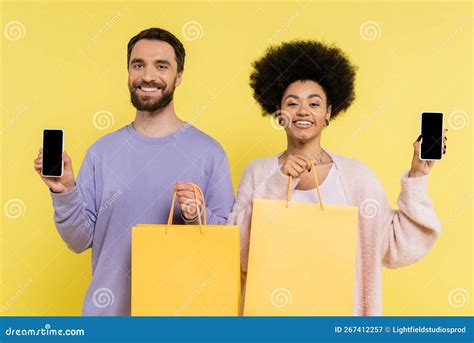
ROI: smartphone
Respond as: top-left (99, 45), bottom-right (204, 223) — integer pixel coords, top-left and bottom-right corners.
top-left (419, 112), bottom-right (444, 161)
top-left (41, 129), bottom-right (64, 177)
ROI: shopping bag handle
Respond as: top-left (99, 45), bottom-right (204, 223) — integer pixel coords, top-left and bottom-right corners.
top-left (166, 183), bottom-right (207, 234)
top-left (287, 161), bottom-right (324, 211)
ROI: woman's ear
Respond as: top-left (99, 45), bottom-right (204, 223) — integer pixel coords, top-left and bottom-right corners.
top-left (326, 104), bottom-right (332, 120)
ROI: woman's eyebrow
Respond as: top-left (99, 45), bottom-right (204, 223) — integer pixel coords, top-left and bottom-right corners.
top-left (283, 94), bottom-right (323, 100)
top-left (284, 94), bottom-right (299, 101)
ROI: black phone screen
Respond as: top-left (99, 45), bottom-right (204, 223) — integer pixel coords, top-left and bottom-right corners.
top-left (420, 112), bottom-right (443, 160)
top-left (42, 129), bottom-right (63, 177)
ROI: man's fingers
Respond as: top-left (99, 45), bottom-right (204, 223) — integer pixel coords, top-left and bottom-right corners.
top-left (176, 190), bottom-right (195, 199)
top-left (179, 203), bottom-right (198, 216)
top-left (177, 196), bottom-right (202, 207)
top-left (62, 151), bottom-right (72, 168)
top-left (174, 181), bottom-right (194, 192)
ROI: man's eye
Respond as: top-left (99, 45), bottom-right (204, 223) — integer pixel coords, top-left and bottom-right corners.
top-left (157, 65), bottom-right (168, 69)
top-left (133, 64), bottom-right (143, 69)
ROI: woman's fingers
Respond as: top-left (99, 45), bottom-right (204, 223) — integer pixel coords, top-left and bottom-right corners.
top-left (293, 155), bottom-right (312, 170)
top-left (290, 161), bottom-right (306, 174)
top-left (286, 165), bottom-right (300, 177)
top-left (413, 136), bottom-right (422, 155)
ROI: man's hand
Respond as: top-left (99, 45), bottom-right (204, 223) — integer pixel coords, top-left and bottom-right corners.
top-left (34, 148), bottom-right (76, 193)
top-left (174, 181), bottom-right (204, 221)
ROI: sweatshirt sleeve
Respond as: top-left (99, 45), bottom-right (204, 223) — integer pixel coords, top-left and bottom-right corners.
top-left (375, 171), bottom-right (442, 268)
top-left (184, 152), bottom-right (235, 225)
top-left (228, 160), bottom-right (299, 272)
top-left (50, 150), bottom-right (97, 254)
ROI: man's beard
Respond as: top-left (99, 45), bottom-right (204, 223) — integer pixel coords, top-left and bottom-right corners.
top-left (129, 80), bottom-right (175, 113)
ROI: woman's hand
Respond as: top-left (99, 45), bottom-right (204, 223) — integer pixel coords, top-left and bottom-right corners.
top-left (280, 154), bottom-right (312, 178)
top-left (408, 129), bottom-right (447, 177)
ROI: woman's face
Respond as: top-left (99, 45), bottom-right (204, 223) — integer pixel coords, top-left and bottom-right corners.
top-left (279, 80), bottom-right (331, 142)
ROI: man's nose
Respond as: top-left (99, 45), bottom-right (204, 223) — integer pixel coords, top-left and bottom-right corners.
top-left (142, 66), bottom-right (157, 82)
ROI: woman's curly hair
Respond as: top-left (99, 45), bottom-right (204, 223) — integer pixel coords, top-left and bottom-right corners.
top-left (249, 40), bottom-right (357, 120)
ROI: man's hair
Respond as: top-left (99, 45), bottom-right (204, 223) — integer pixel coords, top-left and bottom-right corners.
top-left (127, 27), bottom-right (186, 72)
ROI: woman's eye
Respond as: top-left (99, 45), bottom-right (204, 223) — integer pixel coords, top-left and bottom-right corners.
top-left (310, 103), bottom-right (320, 107)
top-left (288, 103), bottom-right (298, 107)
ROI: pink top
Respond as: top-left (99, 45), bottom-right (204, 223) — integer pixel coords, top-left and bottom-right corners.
top-left (289, 161), bottom-right (348, 205)
top-left (228, 149), bottom-right (441, 315)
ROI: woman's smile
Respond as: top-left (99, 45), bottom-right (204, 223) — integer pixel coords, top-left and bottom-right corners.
top-left (292, 119), bottom-right (314, 129)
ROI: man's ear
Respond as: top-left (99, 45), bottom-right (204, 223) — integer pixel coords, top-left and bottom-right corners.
top-left (175, 72), bottom-right (183, 87)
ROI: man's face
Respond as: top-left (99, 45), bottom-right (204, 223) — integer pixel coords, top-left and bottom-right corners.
top-left (128, 39), bottom-right (182, 113)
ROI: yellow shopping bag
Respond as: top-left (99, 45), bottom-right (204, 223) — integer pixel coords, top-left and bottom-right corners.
top-left (244, 164), bottom-right (359, 316)
top-left (132, 184), bottom-right (240, 316)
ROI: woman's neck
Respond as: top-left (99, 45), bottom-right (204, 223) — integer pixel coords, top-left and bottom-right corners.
top-left (285, 135), bottom-right (324, 158)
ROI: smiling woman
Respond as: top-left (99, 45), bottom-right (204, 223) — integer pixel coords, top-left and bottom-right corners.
top-left (228, 40), bottom-right (446, 315)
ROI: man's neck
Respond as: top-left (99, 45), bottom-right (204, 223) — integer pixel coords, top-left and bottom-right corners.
top-left (132, 103), bottom-right (185, 138)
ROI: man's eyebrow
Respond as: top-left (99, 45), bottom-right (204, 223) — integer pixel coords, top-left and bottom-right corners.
top-left (154, 59), bottom-right (171, 66)
top-left (130, 58), bottom-right (172, 66)
top-left (130, 58), bottom-right (144, 65)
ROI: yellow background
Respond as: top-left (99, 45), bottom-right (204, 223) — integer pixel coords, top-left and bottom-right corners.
top-left (1, 0), bottom-right (472, 315)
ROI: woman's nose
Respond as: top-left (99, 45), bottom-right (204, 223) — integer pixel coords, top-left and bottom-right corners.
top-left (296, 108), bottom-right (311, 116)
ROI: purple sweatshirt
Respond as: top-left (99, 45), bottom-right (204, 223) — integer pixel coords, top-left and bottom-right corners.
top-left (50, 122), bottom-right (235, 315)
